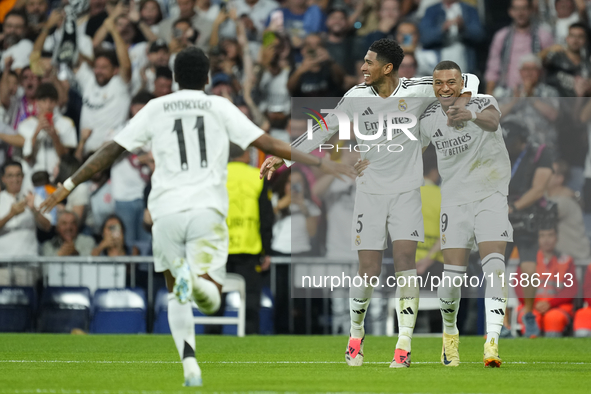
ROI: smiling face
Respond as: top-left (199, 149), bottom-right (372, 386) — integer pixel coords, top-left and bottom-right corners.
top-left (360, 50), bottom-right (392, 86)
top-left (57, 212), bottom-right (79, 241)
top-left (433, 68), bottom-right (462, 107)
top-left (2, 164), bottom-right (24, 195)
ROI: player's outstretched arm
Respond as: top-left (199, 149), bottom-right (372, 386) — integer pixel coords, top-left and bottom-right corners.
top-left (446, 105), bottom-right (500, 132)
top-left (40, 141), bottom-right (126, 213)
top-left (252, 134), bottom-right (356, 180)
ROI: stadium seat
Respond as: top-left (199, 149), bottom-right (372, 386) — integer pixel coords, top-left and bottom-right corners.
top-left (38, 287), bottom-right (91, 333)
top-left (0, 287), bottom-right (36, 332)
top-left (221, 291), bottom-right (241, 335)
top-left (91, 288), bottom-right (147, 334)
top-left (260, 286), bottom-right (274, 335)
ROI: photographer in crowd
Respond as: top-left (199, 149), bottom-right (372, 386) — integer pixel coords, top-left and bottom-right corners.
top-left (504, 124), bottom-right (555, 338)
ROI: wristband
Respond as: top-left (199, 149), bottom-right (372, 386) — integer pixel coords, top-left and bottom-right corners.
top-left (63, 177), bottom-right (76, 191)
top-left (469, 109), bottom-right (477, 122)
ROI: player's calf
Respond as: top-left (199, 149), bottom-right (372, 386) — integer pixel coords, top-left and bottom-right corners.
top-left (192, 274), bottom-right (221, 315)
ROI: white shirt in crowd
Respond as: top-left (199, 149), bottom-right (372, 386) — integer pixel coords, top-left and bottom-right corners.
top-left (114, 89), bottom-right (264, 221)
top-left (18, 113), bottom-right (77, 177)
top-left (0, 39), bottom-right (34, 71)
top-left (258, 68), bottom-right (291, 115)
top-left (0, 190), bottom-right (51, 256)
top-left (271, 199), bottom-right (321, 255)
top-left (419, 95), bottom-right (511, 207)
top-left (323, 178), bottom-right (357, 259)
top-left (441, 1), bottom-right (468, 73)
top-left (76, 62), bottom-right (131, 154)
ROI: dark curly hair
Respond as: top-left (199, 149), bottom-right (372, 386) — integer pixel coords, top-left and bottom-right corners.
top-left (368, 38), bottom-right (404, 72)
top-left (174, 47), bottom-right (210, 90)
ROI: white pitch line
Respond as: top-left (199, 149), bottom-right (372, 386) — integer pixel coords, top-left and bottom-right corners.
top-left (0, 390), bottom-right (498, 394)
top-left (0, 360), bottom-right (590, 365)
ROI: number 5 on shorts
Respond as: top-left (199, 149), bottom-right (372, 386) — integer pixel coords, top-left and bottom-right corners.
top-left (356, 214), bottom-right (363, 234)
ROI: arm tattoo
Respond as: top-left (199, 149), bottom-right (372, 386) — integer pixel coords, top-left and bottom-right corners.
top-left (71, 141), bottom-right (126, 186)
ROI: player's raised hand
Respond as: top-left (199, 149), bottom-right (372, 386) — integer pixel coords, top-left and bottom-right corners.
top-left (354, 159), bottom-right (370, 177)
top-left (260, 156), bottom-right (284, 180)
top-left (40, 184), bottom-right (71, 214)
top-left (319, 156), bottom-right (357, 181)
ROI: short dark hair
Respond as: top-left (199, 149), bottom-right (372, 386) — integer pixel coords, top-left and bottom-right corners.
top-left (35, 82), bottom-right (59, 101)
top-left (32, 171), bottom-right (50, 187)
top-left (131, 91), bottom-right (154, 106)
top-left (94, 49), bottom-right (119, 68)
top-left (569, 22), bottom-right (589, 39)
top-left (173, 18), bottom-right (192, 29)
top-left (368, 38), bottom-right (405, 71)
top-left (326, 7), bottom-right (347, 19)
top-left (174, 47), bottom-right (210, 89)
top-left (433, 60), bottom-right (462, 74)
top-left (554, 159), bottom-right (570, 184)
top-left (155, 66), bottom-right (173, 80)
top-left (1, 160), bottom-right (23, 176)
top-left (4, 9), bottom-right (27, 27)
top-left (512, 0), bottom-right (533, 8)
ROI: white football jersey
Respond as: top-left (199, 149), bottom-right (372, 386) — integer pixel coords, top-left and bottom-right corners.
top-left (114, 90), bottom-right (264, 220)
top-left (419, 94), bottom-right (511, 207)
top-left (289, 74), bottom-right (480, 195)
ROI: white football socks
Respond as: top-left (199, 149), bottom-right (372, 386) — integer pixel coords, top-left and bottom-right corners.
top-left (438, 264), bottom-right (466, 336)
top-left (349, 275), bottom-right (375, 338)
top-left (395, 269), bottom-right (419, 351)
top-left (192, 275), bottom-right (221, 315)
top-left (481, 253), bottom-right (508, 344)
top-left (167, 293), bottom-right (201, 379)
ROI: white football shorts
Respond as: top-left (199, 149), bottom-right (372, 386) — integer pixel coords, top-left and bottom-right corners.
top-left (440, 192), bottom-right (513, 250)
top-left (152, 208), bottom-right (228, 285)
top-left (351, 188), bottom-right (424, 251)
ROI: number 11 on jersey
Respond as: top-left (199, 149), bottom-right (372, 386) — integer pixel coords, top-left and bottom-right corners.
top-left (173, 116), bottom-right (208, 170)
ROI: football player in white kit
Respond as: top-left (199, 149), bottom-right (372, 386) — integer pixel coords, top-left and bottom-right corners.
top-left (418, 61), bottom-right (511, 367)
top-left (260, 39), bottom-right (480, 368)
top-left (40, 47), bottom-right (356, 387)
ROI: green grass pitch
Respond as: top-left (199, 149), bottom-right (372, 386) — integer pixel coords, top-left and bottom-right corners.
top-left (0, 335), bottom-right (590, 394)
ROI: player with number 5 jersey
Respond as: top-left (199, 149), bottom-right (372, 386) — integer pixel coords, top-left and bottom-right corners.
top-left (40, 47), bottom-right (355, 388)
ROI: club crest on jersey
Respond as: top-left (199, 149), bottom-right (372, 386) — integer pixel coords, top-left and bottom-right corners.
top-left (441, 234), bottom-right (446, 245)
top-left (355, 235), bottom-right (361, 246)
top-left (454, 121), bottom-right (466, 131)
top-left (398, 99), bottom-right (408, 111)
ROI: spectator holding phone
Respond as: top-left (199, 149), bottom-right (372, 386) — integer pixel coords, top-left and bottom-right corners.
top-left (92, 214), bottom-right (139, 256)
top-left (287, 34), bottom-right (345, 97)
top-left (17, 83), bottom-right (77, 180)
